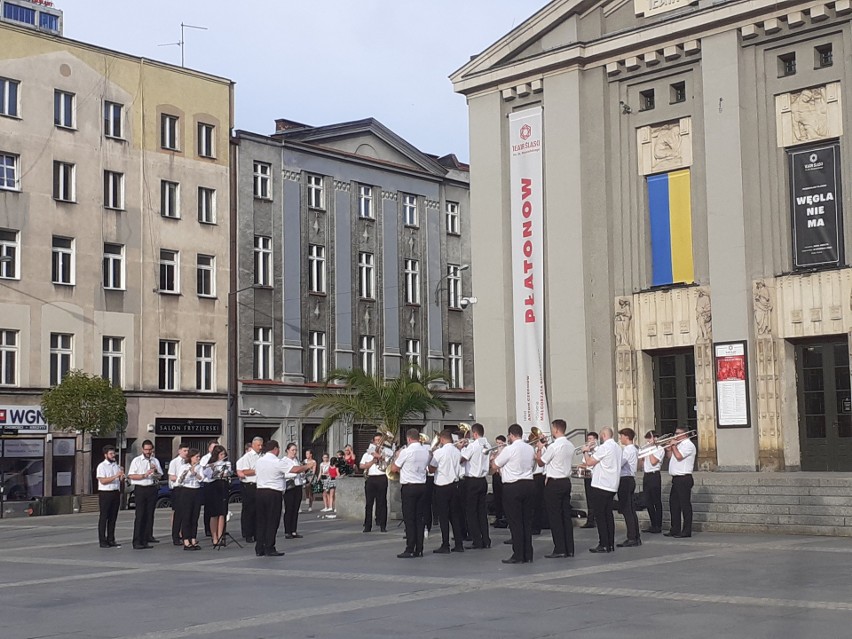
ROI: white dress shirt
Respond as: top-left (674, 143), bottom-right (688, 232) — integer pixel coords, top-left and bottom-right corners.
top-left (255, 453), bottom-right (293, 491)
top-left (590, 438), bottom-right (621, 493)
top-left (539, 436), bottom-right (572, 479)
top-left (175, 460), bottom-right (204, 489)
top-left (642, 445), bottom-right (665, 473)
top-left (199, 452), bottom-right (214, 483)
top-left (96, 460), bottom-right (121, 491)
top-left (493, 439), bottom-right (535, 484)
top-left (431, 443), bottom-right (462, 486)
top-left (204, 460), bottom-right (232, 481)
top-left (167, 456), bottom-right (184, 489)
top-left (394, 442), bottom-right (430, 485)
top-left (361, 450), bottom-right (390, 477)
top-left (668, 438), bottom-right (696, 476)
top-left (620, 444), bottom-right (638, 477)
top-left (236, 449), bottom-right (260, 484)
top-left (128, 454), bottom-right (163, 487)
top-left (460, 437), bottom-right (490, 479)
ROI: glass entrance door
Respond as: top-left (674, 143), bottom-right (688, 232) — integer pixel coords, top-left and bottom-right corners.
top-left (652, 349), bottom-right (697, 437)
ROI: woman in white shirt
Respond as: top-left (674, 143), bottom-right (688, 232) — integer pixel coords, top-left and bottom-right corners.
top-left (177, 449), bottom-right (205, 550)
top-left (203, 445), bottom-right (231, 547)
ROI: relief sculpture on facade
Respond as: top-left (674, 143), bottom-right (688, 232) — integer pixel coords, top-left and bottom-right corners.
top-left (614, 298), bottom-right (633, 349)
top-left (650, 122), bottom-right (683, 172)
top-left (695, 289), bottom-right (712, 342)
top-left (790, 87), bottom-right (828, 143)
top-left (754, 280), bottom-right (773, 336)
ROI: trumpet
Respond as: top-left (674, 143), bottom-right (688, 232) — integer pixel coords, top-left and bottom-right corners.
top-left (573, 442), bottom-right (597, 455)
top-left (638, 430), bottom-right (698, 459)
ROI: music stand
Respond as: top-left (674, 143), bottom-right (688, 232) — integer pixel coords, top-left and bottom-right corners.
top-left (213, 478), bottom-right (242, 550)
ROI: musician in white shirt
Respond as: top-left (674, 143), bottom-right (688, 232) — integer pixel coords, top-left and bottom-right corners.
top-left (127, 439), bottom-right (162, 549)
top-left (167, 443), bottom-right (190, 545)
top-left (390, 428), bottom-right (431, 559)
top-left (198, 439), bottom-right (219, 539)
top-left (282, 443), bottom-right (312, 540)
top-left (429, 430), bottom-right (464, 553)
top-left (359, 433), bottom-right (391, 533)
top-left (665, 427), bottom-right (697, 538)
top-left (175, 449), bottom-right (205, 550)
top-left (536, 419), bottom-right (574, 558)
top-left (582, 426), bottom-right (621, 553)
top-left (641, 431), bottom-right (665, 534)
top-left (460, 423), bottom-right (491, 549)
top-left (236, 437), bottom-right (263, 543)
top-left (492, 424), bottom-right (536, 564)
top-left (95, 445), bottom-right (124, 548)
top-left (579, 431), bottom-right (600, 530)
top-left (616, 428), bottom-right (641, 548)
top-left (254, 440), bottom-right (293, 557)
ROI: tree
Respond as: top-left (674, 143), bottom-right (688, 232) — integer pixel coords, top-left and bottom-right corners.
top-left (41, 370), bottom-right (127, 437)
top-left (304, 366), bottom-right (450, 441)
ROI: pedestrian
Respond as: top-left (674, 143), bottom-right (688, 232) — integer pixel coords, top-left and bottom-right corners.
top-left (319, 453), bottom-right (337, 512)
top-left (96, 445), bottom-right (124, 548)
top-left (302, 449), bottom-right (317, 512)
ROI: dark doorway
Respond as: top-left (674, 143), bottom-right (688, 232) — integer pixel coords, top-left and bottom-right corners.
top-left (651, 349), bottom-right (697, 437)
top-left (301, 424), bottom-right (327, 462)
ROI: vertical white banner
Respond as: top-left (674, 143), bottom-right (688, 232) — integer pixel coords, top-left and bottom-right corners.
top-left (509, 106), bottom-right (549, 432)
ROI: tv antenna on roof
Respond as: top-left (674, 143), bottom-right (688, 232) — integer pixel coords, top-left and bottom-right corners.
top-left (158, 22), bottom-right (208, 67)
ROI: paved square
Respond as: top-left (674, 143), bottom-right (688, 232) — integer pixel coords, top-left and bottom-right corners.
top-left (0, 508), bottom-right (850, 639)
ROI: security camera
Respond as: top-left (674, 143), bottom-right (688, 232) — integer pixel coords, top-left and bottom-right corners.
top-left (459, 296), bottom-right (478, 309)
top-left (146, 424), bottom-right (155, 433)
top-left (247, 408), bottom-right (262, 416)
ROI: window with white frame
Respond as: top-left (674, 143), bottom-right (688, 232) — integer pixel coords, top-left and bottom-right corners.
top-left (0, 229), bottom-right (19, 279)
top-left (403, 194), bottom-right (418, 227)
top-left (54, 90), bottom-right (75, 128)
top-left (253, 327), bottom-right (272, 380)
top-left (161, 180), bottom-right (180, 218)
top-left (196, 254), bottom-right (215, 297)
top-left (103, 171), bottom-right (124, 209)
top-left (51, 236), bottom-right (74, 285)
top-left (49, 333), bottom-right (72, 386)
top-left (0, 329), bottom-right (18, 386)
top-left (308, 331), bottom-right (326, 382)
top-left (447, 264), bottom-right (462, 309)
top-left (358, 251), bottom-right (375, 299)
top-left (253, 161), bottom-right (271, 199)
top-left (446, 201), bottom-right (460, 235)
top-left (158, 249), bottom-right (179, 294)
top-left (102, 243), bottom-right (124, 290)
top-left (158, 339), bottom-right (179, 390)
top-left (359, 335), bottom-right (376, 376)
top-left (308, 244), bottom-right (326, 294)
top-left (0, 78), bottom-right (19, 118)
top-left (358, 184), bottom-right (373, 219)
top-left (404, 338), bottom-right (421, 375)
top-left (102, 336), bottom-right (123, 388)
top-left (53, 161), bottom-right (75, 202)
top-left (448, 342), bottom-right (463, 388)
top-left (307, 174), bottom-right (324, 209)
top-left (195, 342), bottom-right (215, 391)
top-left (198, 187), bottom-right (216, 224)
top-left (197, 123), bottom-right (215, 158)
top-left (104, 101), bottom-right (123, 139)
top-left (254, 235), bottom-right (272, 286)
top-left (0, 152), bottom-right (19, 191)
top-left (161, 114), bottom-right (179, 150)
top-left (404, 258), bottom-right (420, 304)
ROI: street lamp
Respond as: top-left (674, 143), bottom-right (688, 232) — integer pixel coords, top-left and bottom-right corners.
top-left (433, 263), bottom-right (470, 307)
top-left (227, 284), bottom-right (260, 461)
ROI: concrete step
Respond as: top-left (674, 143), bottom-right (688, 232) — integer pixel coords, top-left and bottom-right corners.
top-left (78, 495), bottom-right (99, 514)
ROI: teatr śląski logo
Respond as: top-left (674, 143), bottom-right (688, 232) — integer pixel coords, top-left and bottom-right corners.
top-left (520, 124), bottom-right (532, 140)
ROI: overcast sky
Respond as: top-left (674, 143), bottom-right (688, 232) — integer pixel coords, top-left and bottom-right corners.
top-left (60, 1), bottom-right (549, 162)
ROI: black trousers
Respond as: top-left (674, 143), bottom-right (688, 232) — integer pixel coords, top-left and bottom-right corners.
top-left (670, 474), bottom-right (694, 536)
top-left (583, 477), bottom-right (595, 524)
top-left (503, 479), bottom-right (535, 562)
top-left (364, 475), bottom-right (388, 530)
top-left (465, 476), bottom-right (490, 547)
top-left (283, 486), bottom-right (301, 535)
top-left (179, 487), bottom-right (202, 542)
top-left (643, 472), bottom-right (663, 531)
top-left (132, 485), bottom-right (157, 546)
top-left (458, 478), bottom-right (470, 540)
top-left (201, 482), bottom-right (212, 536)
top-left (589, 486), bottom-right (616, 549)
top-left (491, 473), bottom-right (505, 520)
top-left (532, 473), bottom-right (548, 531)
top-left (544, 478), bottom-right (574, 555)
top-left (171, 486), bottom-right (184, 543)
top-left (255, 488), bottom-right (283, 554)
top-left (401, 483), bottom-right (427, 554)
top-left (98, 490), bottom-right (120, 544)
top-left (241, 483), bottom-right (257, 539)
top-left (425, 475), bottom-right (436, 530)
top-left (434, 482), bottom-right (463, 548)
top-left (618, 476), bottom-right (640, 542)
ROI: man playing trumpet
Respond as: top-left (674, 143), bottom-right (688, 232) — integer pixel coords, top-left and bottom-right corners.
top-left (127, 439), bottom-right (162, 549)
top-left (535, 419), bottom-right (574, 558)
top-left (665, 427), bottom-right (697, 538)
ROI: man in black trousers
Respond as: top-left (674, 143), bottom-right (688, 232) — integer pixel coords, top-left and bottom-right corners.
top-left (536, 419), bottom-right (574, 558)
top-left (490, 435), bottom-right (507, 528)
top-left (167, 443), bottom-right (190, 545)
top-left (390, 428), bottom-right (431, 559)
top-left (580, 431), bottom-right (599, 529)
top-left (95, 445), bottom-right (124, 548)
top-left (492, 424), bottom-right (536, 564)
top-left (359, 433), bottom-right (390, 533)
top-left (236, 437), bottom-right (263, 543)
top-left (127, 440), bottom-right (162, 549)
top-left (460, 423), bottom-right (491, 549)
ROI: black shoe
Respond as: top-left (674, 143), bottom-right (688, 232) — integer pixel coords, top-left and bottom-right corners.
top-left (616, 539), bottom-right (642, 548)
top-left (380, 527), bottom-right (387, 533)
top-left (503, 540), bottom-right (513, 545)
top-left (173, 540), bottom-right (182, 546)
top-left (413, 551), bottom-right (423, 557)
top-left (545, 553), bottom-right (568, 558)
top-left (451, 546), bottom-right (464, 553)
top-left (433, 546), bottom-right (451, 554)
top-left (291, 533), bottom-right (303, 539)
top-left (608, 546), bottom-right (615, 552)
top-left (397, 551), bottom-right (416, 559)
top-left (580, 522), bottom-right (596, 529)
top-left (99, 543), bottom-right (111, 548)
top-left (267, 550), bottom-right (285, 557)
top-left (642, 528), bottom-right (662, 534)
top-left (108, 542), bottom-right (121, 548)
top-left (255, 551), bottom-right (266, 557)
top-left (133, 544), bottom-right (153, 550)
top-left (284, 534), bottom-right (294, 539)
top-left (363, 527), bottom-right (372, 533)
top-left (664, 531), bottom-right (679, 537)
top-left (589, 546), bottom-right (610, 553)
top-left (494, 521), bottom-right (508, 529)
top-left (672, 533), bottom-right (691, 538)
top-left (502, 558), bottom-right (522, 564)
top-left (147, 537), bottom-right (160, 544)
top-left (246, 536), bottom-right (255, 543)
top-left (465, 544), bottom-right (484, 550)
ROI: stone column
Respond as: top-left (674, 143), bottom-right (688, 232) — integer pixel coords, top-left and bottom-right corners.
top-left (614, 297), bottom-right (638, 431)
top-left (753, 279), bottom-right (785, 470)
top-left (693, 288), bottom-right (717, 469)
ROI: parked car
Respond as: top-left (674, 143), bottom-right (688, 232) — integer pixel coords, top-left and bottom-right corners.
top-left (127, 477), bottom-right (241, 509)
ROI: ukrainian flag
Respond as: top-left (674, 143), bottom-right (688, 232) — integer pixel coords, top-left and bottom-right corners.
top-left (647, 169), bottom-right (694, 286)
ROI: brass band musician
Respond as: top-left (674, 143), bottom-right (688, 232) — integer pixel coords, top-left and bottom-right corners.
top-left (360, 433), bottom-right (392, 533)
top-left (127, 439), bottom-right (162, 549)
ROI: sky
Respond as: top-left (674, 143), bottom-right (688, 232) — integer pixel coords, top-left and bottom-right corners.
top-left (59, 0), bottom-right (550, 162)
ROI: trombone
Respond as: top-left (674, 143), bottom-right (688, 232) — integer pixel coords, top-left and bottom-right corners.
top-left (527, 426), bottom-right (548, 447)
top-left (637, 430), bottom-right (697, 459)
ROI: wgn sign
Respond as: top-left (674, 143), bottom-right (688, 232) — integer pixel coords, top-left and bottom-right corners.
top-left (0, 405), bottom-right (49, 434)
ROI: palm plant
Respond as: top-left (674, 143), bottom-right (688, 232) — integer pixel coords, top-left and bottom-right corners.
top-left (304, 365), bottom-right (450, 441)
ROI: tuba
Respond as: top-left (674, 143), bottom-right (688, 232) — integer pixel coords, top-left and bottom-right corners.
top-left (373, 428), bottom-right (395, 471)
top-left (527, 426), bottom-right (547, 447)
top-left (455, 423), bottom-right (472, 448)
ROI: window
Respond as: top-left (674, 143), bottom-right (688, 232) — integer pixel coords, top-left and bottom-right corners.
top-left (158, 340), bottom-right (179, 391)
top-left (158, 249), bottom-right (179, 294)
top-left (358, 252), bottom-right (375, 299)
top-left (104, 101), bottom-right (123, 139)
top-left (307, 174), bottom-right (324, 209)
top-left (0, 330), bottom-right (18, 386)
top-left (102, 243), bottom-right (124, 290)
top-left (39, 12), bottom-right (59, 32)
top-left (161, 180), bottom-right (180, 218)
top-left (54, 90), bottom-right (75, 128)
top-left (161, 114), bottom-right (179, 150)
top-left (195, 342), bottom-right (214, 391)
top-left (405, 338), bottom-right (421, 375)
top-left (198, 187), bottom-right (216, 223)
top-left (52, 161), bottom-right (75, 202)
top-left (446, 201), bottom-right (460, 235)
top-left (448, 343), bottom-right (463, 389)
top-left (639, 89), bottom-right (655, 111)
top-left (103, 171), bottom-right (124, 209)
top-left (359, 185), bottom-right (373, 219)
top-left (670, 82), bottom-right (686, 104)
top-left (254, 235), bottom-right (272, 286)
top-left (359, 335), bottom-right (376, 376)
top-left (0, 229), bottom-right (19, 279)
top-left (308, 244), bottom-right (326, 294)
top-left (102, 337), bottom-right (123, 388)
top-left (447, 264), bottom-right (462, 309)
top-left (403, 194), bottom-right (418, 227)
top-left (196, 254), bottom-right (215, 297)
top-left (0, 78), bottom-right (19, 117)
top-left (816, 44), bottom-right (833, 69)
top-left (253, 327), bottom-right (272, 380)
top-left (51, 236), bottom-right (74, 285)
top-left (0, 153), bottom-right (19, 190)
top-left (308, 331), bottom-right (326, 382)
top-left (49, 333), bottom-right (72, 386)
top-left (779, 53), bottom-right (796, 77)
top-left (197, 123), bottom-right (215, 158)
top-left (3, 3), bottom-right (35, 25)
top-left (253, 161), bottom-right (271, 199)
top-left (404, 259), bottom-right (420, 305)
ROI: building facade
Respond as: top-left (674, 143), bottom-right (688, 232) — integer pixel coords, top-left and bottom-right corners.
top-left (453, 0), bottom-right (852, 471)
top-left (0, 18), bottom-right (233, 501)
top-left (233, 119), bottom-right (475, 459)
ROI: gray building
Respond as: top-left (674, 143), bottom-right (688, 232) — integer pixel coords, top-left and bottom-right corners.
top-left (232, 119), bottom-right (474, 457)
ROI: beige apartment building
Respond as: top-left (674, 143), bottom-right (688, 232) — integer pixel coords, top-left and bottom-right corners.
top-left (0, 9), bottom-right (233, 503)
